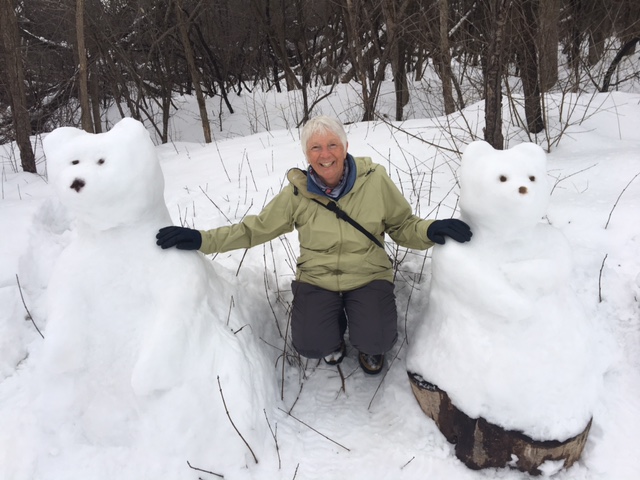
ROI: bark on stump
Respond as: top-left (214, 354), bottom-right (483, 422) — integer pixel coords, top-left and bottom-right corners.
top-left (408, 372), bottom-right (592, 475)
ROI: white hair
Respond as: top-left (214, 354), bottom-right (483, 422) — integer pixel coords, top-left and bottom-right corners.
top-left (300, 116), bottom-right (348, 157)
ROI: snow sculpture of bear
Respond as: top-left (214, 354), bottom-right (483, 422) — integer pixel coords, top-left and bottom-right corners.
top-left (40, 118), bottom-right (273, 467)
top-left (407, 141), bottom-right (604, 471)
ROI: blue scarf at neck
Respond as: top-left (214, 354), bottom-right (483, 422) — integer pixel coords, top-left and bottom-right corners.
top-left (308, 154), bottom-right (357, 200)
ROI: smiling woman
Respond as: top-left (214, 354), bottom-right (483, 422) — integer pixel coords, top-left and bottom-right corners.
top-left (303, 117), bottom-right (348, 188)
top-left (155, 115), bottom-right (473, 376)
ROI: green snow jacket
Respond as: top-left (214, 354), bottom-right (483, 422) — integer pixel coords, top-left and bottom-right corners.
top-left (199, 156), bottom-right (434, 292)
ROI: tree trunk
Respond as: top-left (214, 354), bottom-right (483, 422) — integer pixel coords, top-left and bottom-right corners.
top-left (0, 0), bottom-right (36, 173)
top-left (344, 0), bottom-right (373, 121)
top-left (600, 37), bottom-right (640, 92)
top-left (174, 0), bottom-right (211, 143)
top-left (89, 60), bottom-right (102, 133)
top-left (483, 0), bottom-right (509, 150)
top-left (383, 0), bottom-right (409, 121)
top-left (537, 0), bottom-right (559, 92)
top-left (393, 41), bottom-right (409, 121)
top-left (567, 0), bottom-right (582, 92)
top-left (408, 373), bottom-right (592, 475)
top-left (438, 0), bottom-right (456, 115)
top-left (76, 0), bottom-right (94, 133)
top-left (516, 0), bottom-right (545, 134)
top-left (619, 0), bottom-right (640, 55)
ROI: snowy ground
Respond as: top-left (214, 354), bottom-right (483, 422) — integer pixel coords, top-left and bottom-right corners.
top-left (1, 82), bottom-right (639, 479)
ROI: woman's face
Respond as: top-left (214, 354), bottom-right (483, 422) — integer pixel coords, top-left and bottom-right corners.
top-left (306, 130), bottom-right (348, 188)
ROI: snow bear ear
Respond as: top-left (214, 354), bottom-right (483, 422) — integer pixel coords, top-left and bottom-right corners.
top-left (110, 117), bottom-right (150, 141)
top-left (462, 140), bottom-right (495, 163)
top-left (460, 140), bottom-right (496, 184)
top-left (43, 127), bottom-right (87, 160)
top-left (511, 142), bottom-right (547, 169)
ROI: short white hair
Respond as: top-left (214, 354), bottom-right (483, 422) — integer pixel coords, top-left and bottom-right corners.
top-left (300, 116), bottom-right (348, 157)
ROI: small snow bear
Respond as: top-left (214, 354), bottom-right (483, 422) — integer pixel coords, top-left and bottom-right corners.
top-left (40, 118), bottom-right (273, 447)
top-left (407, 141), bottom-right (601, 441)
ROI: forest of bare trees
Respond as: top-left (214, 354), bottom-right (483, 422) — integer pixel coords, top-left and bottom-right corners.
top-left (1, 0), bottom-right (639, 173)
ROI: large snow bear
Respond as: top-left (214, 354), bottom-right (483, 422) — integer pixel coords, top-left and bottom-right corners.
top-left (39, 118), bottom-right (273, 468)
top-left (407, 141), bottom-right (604, 442)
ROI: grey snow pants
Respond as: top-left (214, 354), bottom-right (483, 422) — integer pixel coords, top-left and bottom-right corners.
top-left (290, 279), bottom-right (398, 358)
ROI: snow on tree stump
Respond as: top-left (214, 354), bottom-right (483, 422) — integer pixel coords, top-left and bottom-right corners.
top-left (407, 372), bottom-right (592, 475)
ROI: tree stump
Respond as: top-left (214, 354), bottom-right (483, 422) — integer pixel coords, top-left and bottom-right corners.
top-left (407, 372), bottom-right (592, 475)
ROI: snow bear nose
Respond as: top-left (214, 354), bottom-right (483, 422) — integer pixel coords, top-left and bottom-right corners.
top-left (519, 186), bottom-right (528, 194)
top-left (70, 178), bottom-right (86, 192)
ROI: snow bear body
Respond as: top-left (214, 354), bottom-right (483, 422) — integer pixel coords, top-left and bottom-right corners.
top-left (407, 141), bottom-right (601, 441)
top-left (40, 118), bottom-right (273, 456)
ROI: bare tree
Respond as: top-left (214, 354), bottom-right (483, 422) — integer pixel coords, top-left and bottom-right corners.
top-left (437, 0), bottom-right (456, 115)
top-left (513, 0), bottom-right (544, 133)
top-left (0, 0), bottom-right (36, 172)
top-left (76, 0), bottom-right (93, 132)
top-left (537, 0), bottom-right (560, 91)
top-left (482, 0), bottom-right (511, 149)
top-left (174, 0), bottom-right (212, 143)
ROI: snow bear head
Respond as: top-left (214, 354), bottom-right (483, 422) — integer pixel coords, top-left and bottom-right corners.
top-left (43, 118), bottom-right (168, 231)
top-left (459, 141), bottom-right (550, 237)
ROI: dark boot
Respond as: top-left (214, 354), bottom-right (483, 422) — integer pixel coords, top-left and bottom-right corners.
top-left (358, 352), bottom-right (384, 375)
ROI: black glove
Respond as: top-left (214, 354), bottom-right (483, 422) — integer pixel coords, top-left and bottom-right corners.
top-left (156, 226), bottom-right (202, 250)
top-left (427, 219), bottom-right (472, 245)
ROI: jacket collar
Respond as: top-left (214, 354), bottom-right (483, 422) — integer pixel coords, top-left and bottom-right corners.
top-left (307, 154), bottom-right (357, 199)
top-left (287, 155), bottom-right (376, 203)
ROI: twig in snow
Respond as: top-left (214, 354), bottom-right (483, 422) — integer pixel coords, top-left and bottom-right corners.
top-left (217, 376), bottom-right (259, 464)
top-left (212, 139), bottom-right (231, 182)
top-left (287, 381), bottom-right (305, 414)
top-left (400, 456), bottom-right (416, 470)
top-left (199, 186), bottom-right (232, 223)
top-left (292, 463), bottom-right (300, 480)
top-left (604, 171), bottom-right (640, 229)
top-left (277, 408), bottom-right (350, 452)
top-left (264, 409), bottom-right (281, 469)
top-left (549, 164), bottom-right (597, 195)
top-left (235, 248), bottom-right (249, 276)
top-left (226, 295), bottom-right (234, 326)
top-left (336, 364), bottom-right (346, 396)
top-left (262, 246), bottom-right (284, 339)
top-left (243, 149), bottom-right (258, 191)
top-left (15, 274), bottom-right (44, 339)
top-left (186, 461), bottom-right (224, 478)
top-left (598, 254), bottom-right (608, 303)
top-left (232, 324), bottom-right (250, 335)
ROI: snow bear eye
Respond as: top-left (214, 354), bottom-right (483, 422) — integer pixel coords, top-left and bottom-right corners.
top-left (529, 176), bottom-right (536, 181)
top-left (97, 158), bottom-right (105, 165)
top-left (71, 160), bottom-right (80, 165)
top-left (499, 175), bottom-right (507, 182)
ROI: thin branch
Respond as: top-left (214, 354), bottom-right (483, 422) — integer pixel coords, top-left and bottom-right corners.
top-left (277, 408), bottom-right (350, 452)
top-left (199, 186), bottom-right (232, 223)
top-left (400, 456), bottom-right (416, 470)
top-left (217, 376), bottom-right (259, 464)
top-left (263, 409), bottom-right (281, 469)
top-left (550, 164), bottom-right (597, 195)
top-left (373, 113), bottom-right (461, 154)
top-left (15, 274), bottom-right (44, 339)
top-left (287, 380), bottom-right (305, 414)
top-left (336, 364), bottom-right (346, 396)
top-left (598, 254), bottom-right (608, 303)
top-left (262, 246), bottom-right (284, 338)
top-left (226, 295), bottom-right (234, 326)
top-left (604, 171), bottom-right (640, 229)
top-left (186, 461), bottom-right (224, 478)
top-left (234, 248), bottom-right (249, 276)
